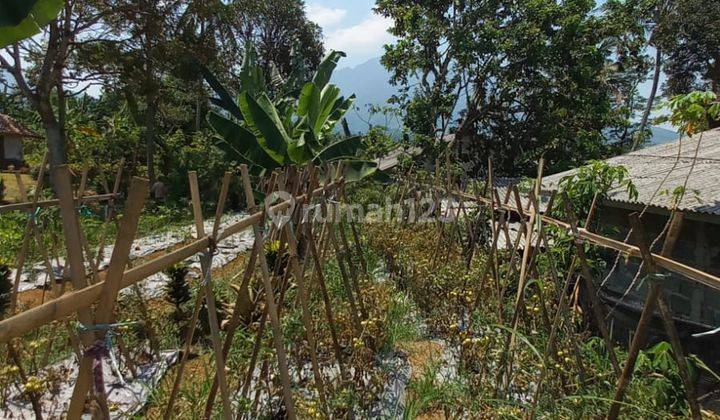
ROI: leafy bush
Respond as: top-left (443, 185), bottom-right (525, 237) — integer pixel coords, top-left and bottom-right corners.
top-left (556, 160), bottom-right (637, 222)
top-left (635, 341), bottom-right (719, 413)
top-left (164, 263), bottom-right (191, 320)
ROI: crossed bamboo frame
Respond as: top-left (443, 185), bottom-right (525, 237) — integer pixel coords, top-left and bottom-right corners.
top-left (2, 157), bottom-right (718, 418)
top-left (1, 161), bottom-right (372, 419)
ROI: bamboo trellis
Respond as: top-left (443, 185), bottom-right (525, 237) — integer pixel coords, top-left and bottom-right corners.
top-left (2, 155), bottom-right (718, 418)
top-left (1, 160), bottom-right (371, 419)
top-left (416, 159), bottom-right (714, 420)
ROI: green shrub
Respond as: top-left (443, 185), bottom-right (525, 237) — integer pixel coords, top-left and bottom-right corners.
top-left (164, 263), bottom-right (191, 319)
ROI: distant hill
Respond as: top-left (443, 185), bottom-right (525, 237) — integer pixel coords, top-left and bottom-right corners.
top-left (334, 56), bottom-right (678, 146)
top-left (331, 57), bottom-right (401, 134)
top-left (646, 126), bottom-right (678, 147)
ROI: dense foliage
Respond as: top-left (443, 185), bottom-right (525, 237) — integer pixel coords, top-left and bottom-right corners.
top-left (376, 0), bottom-right (719, 176)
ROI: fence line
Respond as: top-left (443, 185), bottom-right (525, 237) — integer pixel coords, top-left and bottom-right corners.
top-left (0, 180), bottom-right (340, 344)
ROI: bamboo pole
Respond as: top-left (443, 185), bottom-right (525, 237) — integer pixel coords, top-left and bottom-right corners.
top-left (0, 193), bottom-right (118, 214)
top-left (239, 164), bottom-right (297, 419)
top-left (0, 183), bottom-right (340, 344)
top-left (54, 164), bottom-right (106, 420)
top-left (608, 212), bottom-right (700, 420)
top-left (562, 198), bottom-right (621, 375)
top-left (284, 221), bottom-right (328, 413)
top-left (10, 154), bottom-right (50, 313)
top-left (68, 176), bottom-right (148, 419)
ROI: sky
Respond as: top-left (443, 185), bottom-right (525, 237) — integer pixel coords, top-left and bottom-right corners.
top-left (305, 1), bottom-right (395, 69)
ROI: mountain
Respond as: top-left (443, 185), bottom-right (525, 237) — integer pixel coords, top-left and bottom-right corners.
top-left (331, 57), bottom-right (401, 134)
top-left (646, 126), bottom-right (678, 147)
top-left (332, 56), bottom-right (679, 146)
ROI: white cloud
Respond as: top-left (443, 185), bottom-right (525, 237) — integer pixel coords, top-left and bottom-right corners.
top-left (323, 14), bottom-right (395, 67)
top-left (306, 4), bottom-right (347, 28)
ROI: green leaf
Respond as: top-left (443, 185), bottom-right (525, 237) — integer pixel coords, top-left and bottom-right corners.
top-left (0, 1), bottom-right (36, 26)
top-left (342, 160), bottom-right (379, 182)
top-left (313, 136), bottom-right (362, 163)
top-left (207, 111), bottom-right (279, 170)
top-left (313, 50), bottom-right (346, 90)
top-left (0, 0), bottom-right (64, 47)
top-left (326, 94), bottom-right (356, 128)
top-left (287, 139), bottom-right (314, 164)
top-left (238, 92), bottom-right (289, 164)
top-left (207, 111), bottom-right (256, 155)
top-left (239, 42), bottom-right (265, 97)
top-left (297, 82), bottom-right (318, 117)
top-left (315, 85), bottom-right (341, 134)
top-left (201, 65), bottom-right (243, 120)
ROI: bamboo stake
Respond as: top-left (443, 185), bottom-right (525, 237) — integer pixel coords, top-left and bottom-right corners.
top-left (203, 243), bottom-right (258, 420)
top-left (239, 164), bottom-right (297, 419)
top-left (68, 177), bottom-right (148, 419)
top-left (562, 198), bottom-right (620, 376)
top-left (0, 193), bottom-right (118, 214)
top-left (9, 154), bottom-right (49, 313)
top-left (284, 221), bottom-right (329, 413)
top-left (93, 158), bottom-right (125, 273)
top-left (164, 172), bottom-right (234, 420)
top-left (304, 218), bottom-right (346, 379)
top-left (608, 212), bottom-right (700, 419)
top-left (189, 171), bottom-right (233, 420)
top-left (50, 164), bottom-right (104, 420)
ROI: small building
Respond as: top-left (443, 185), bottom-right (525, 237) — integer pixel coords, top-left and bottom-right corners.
top-left (0, 113), bottom-right (41, 169)
top-left (540, 128), bottom-right (720, 353)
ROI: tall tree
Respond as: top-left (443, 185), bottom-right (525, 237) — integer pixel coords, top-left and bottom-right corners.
top-left (230, 0), bottom-right (323, 89)
top-left (377, 0), bottom-right (627, 175)
top-left (655, 0), bottom-right (720, 128)
top-left (0, 0), bottom-right (104, 168)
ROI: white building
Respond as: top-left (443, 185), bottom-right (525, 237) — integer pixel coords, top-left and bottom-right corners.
top-left (0, 113), bottom-right (41, 169)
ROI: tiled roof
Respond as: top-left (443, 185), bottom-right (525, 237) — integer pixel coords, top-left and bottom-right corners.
top-left (0, 113), bottom-right (41, 138)
top-left (541, 128), bottom-right (720, 216)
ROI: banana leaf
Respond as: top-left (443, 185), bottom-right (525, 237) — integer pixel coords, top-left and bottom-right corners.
top-left (0, 0), bottom-right (63, 47)
top-left (238, 92), bottom-right (289, 165)
top-left (312, 136), bottom-right (362, 163)
top-left (201, 65), bottom-right (243, 120)
top-left (313, 50), bottom-right (346, 90)
top-left (208, 111), bottom-right (280, 170)
top-left (342, 159), bottom-right (379, 182)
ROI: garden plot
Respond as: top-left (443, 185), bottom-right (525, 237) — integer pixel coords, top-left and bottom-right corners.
top-left (13, 213), bottom-right (253, 296)
top-left (4, 350), bottom-right (179, 419)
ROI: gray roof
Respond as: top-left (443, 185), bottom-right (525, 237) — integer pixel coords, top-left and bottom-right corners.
top-left (541, 128), bottom-right (720, 216)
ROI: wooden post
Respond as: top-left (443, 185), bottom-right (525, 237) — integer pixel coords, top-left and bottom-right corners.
top-left (304, 218), bottom-right (347, 378)
top-left (93, 158), bottom-right (125, 272)
top-left (9, 154), bottom-right (49, 313)
top-left (284, 221), bottom-right (328, 413)
top-left (164, 172), bottom-right (233, 420)
top-left (562, 197), bottom-right (621, 375)
top-left (68, 177), bottom-right (148, 419)
top-left (189, 171), bottom-right (233, 420)
top-left (239, 165), bottom-right (297, 419)
top-left (608, 212), bottom-right (700, 419)
top-left (56, 164), bottom-right (105, 420)
top-left (203, 244), bottom-right (259, 420)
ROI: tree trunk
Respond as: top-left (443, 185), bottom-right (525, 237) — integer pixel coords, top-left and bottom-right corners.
top-left (632, 47), bottom-right (662, 151)
top-left (38, 98), bottom-right (67, 167)
top-left (145, 97), bottom-right (159, 185)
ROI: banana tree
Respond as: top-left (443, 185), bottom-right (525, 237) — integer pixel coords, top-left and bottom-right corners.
top-left (202, 46), bottom-right (382, 181)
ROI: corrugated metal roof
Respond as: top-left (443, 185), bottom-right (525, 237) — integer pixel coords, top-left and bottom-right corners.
top-left (541, 128), bottom-right (720, 215)
top-left (0, 113), bottom-right (41, 138)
